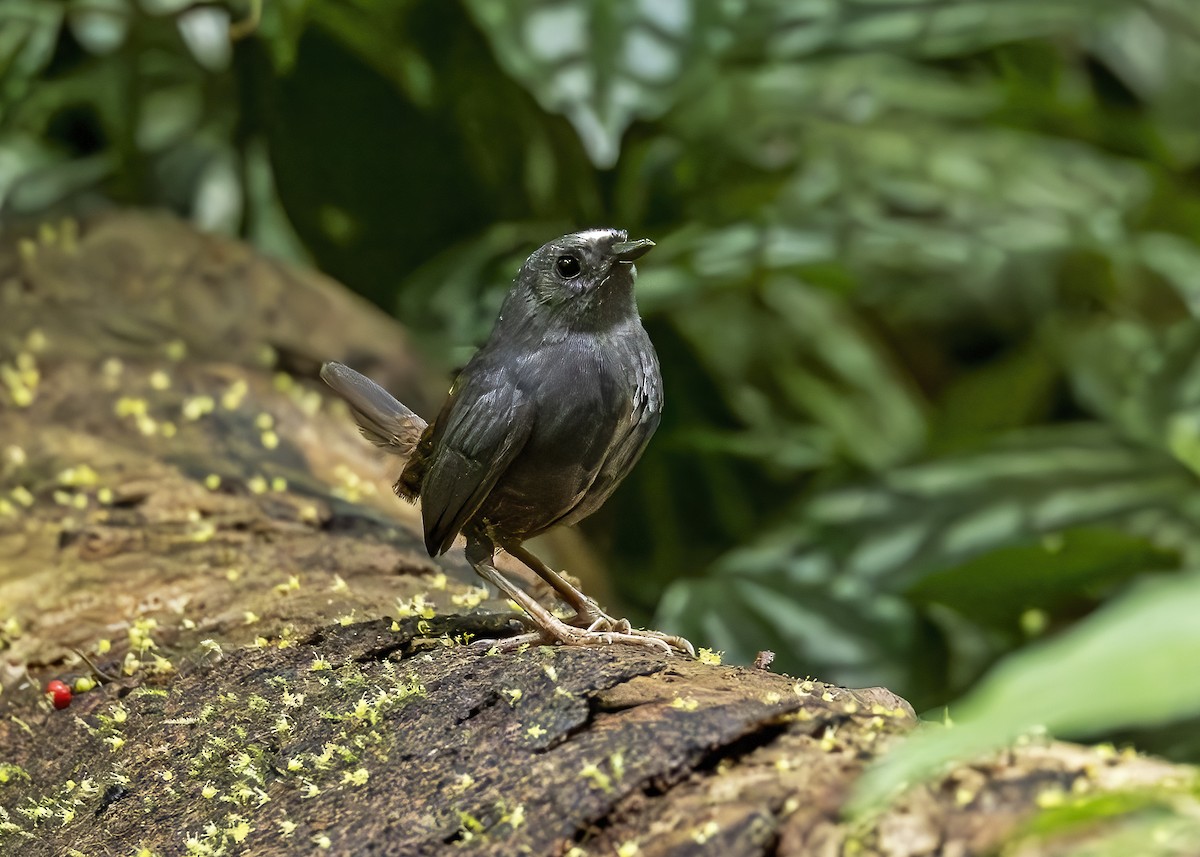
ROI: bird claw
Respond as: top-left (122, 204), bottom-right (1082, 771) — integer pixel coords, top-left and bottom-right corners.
top-left (472, 614), bottom-right (695, 657)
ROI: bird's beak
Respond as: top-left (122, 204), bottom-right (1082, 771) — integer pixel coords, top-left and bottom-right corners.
top-left (611, 238), bottom-right (655, 262)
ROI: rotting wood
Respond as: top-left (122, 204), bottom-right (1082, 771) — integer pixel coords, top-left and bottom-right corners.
top-left (0, 211), bottom-right (1194, 856)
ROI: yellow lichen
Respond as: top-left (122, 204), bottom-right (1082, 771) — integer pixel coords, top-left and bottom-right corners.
top-left (692, 821), bottom-right (721, 844)
top-left (609, 750), bottom-right (625, 782)
top-left (503, 804), bottom-right (525, 830)
top-left (451, 586), bottom-right (488, 608)
top-left (221, 380), bottom-right (247, 410)
top-left (395, 594), bottom-right (437, 620)
top-left (274, 575), bottom-right (301, 595)
top-left (57, 464), bottom-right (99, 487)
top-left (182, 396), bottom-right (216, 421)
top-left (579, 762), bottom-right (612, 793)
top-left (25, 328), bottom-right (47, 352)
top-left (670, 695), bottom-right (699, 711)
top-left (1037, 786), bottom-right (1066, 808)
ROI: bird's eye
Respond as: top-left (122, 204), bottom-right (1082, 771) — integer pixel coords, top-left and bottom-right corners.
top-left (555, 255), bottom-right (582, 279)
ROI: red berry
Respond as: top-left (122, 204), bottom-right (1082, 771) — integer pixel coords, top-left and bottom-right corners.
top-left (45, 679), bottom-right (72, 710)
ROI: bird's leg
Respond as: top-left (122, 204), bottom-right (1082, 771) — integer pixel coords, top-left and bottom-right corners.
top-left (466, 537), bottom-right (691, 656)
top-left (504, 543), bottom-right (608, 626)
top-left (500, 541), bottom-right (696, 657)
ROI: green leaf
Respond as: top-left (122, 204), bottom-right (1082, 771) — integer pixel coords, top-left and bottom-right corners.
top-left (464, 0), bottom-right (732, 166)
top-left (1067, 318), bottom-right (1200, 475)
top-left (67, 0), bottom-right (131, 57)
top-left (738, 0), bottom-right (1129, 60)
top-left (851, 571), bottom-right (1200, 814)
top-left (909, 528), bottom-right (1179, 634)
top-left (1090, 1), bottom-right (1200, 164)
top-left (656, 545), bottom-right (919, 689)
top-left (0, 0), bottom-right (63, 90)
top-left (668, 276), bottom-right (927, 471)
top-left (1138, 233), bottom-right (1200, 317)
top-left (257, 0), bottom-right (313, 72)
top-left (803, 426), bottom-right (1196, 591)
top-left (931, 341), bottom-right (1059, 448)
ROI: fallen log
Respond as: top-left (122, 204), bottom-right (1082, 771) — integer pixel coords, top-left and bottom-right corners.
top-left (0, 212), bottom-right (1189, 856)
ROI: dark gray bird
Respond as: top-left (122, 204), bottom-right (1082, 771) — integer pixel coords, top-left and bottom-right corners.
top-left (321, 228), bottom-right (693, 655)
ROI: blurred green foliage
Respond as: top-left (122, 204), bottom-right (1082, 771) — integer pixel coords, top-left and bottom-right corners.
top-left (5, 0), bottom-right (1200, 808)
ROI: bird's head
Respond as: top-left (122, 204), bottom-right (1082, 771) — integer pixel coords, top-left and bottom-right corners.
top-left (508, 228), bottom-right (654, 333)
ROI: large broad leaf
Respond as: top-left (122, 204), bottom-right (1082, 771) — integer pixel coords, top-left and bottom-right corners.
top-left (67, 0), bottom-right (131, 57)
top-left (463, 0), bottom-right (734, 166)
top-left (736, 0), bottom-right (1129, 60)
top-left (851, 571), bottom-right (1200, 813)
top-left (755, 425), bottom-right (1194, 596)
top-left (0, 0), bottom-right (62, 95)
top-left (666, 275), bottom-right (927, 472)
top-left (1068, 319), bottom-right (1200, 483)
top-left (650, 54), bottom-right (1151, 324)
top-left (908, 528), bottom-right (1178, 633)
top-left (1088, 0), bottom-right (1200, 165)
top-left (656, 543), bottom-right (920, 690)
top-left (464, 0), bottom-right (1134, 167)
top-left (658, 424), bottom-right (1193, 696)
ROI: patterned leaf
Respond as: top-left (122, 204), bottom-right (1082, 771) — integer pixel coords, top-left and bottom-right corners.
top-left (667, 275), bottom-right (927, 471)
top-left (737, 0), bottom-right (1130, 59)
top-left (464, 0), bottom-right (732, 166)
top-left (0, 0), bottom-right (62, 93)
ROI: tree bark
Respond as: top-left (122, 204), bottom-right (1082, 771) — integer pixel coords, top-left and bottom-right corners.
top-left (0, 211), bottom-right (1189, 856)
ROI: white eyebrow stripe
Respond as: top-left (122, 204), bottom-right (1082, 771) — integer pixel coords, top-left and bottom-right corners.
top-left (572, 228), bottom-right (622, 245)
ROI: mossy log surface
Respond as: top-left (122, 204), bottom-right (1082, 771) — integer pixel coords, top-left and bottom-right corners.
top-left (0, 212), bottom-right (1190, 856)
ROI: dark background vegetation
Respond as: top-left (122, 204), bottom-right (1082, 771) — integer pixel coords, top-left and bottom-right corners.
top-left (4, 0), bottom-right (1200, 781)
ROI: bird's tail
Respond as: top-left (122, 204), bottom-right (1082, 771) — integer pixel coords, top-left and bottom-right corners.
top-left (320, 361), bottom-right (428, 458)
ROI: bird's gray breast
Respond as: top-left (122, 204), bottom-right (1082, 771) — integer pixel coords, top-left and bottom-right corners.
top-left (480, 326), bottom-right (662, 539)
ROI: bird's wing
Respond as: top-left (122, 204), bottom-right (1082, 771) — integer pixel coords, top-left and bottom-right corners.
top-left (420, 370), bottom-right (532, 556)
top-left (320, 362), bottom-right (428, 456)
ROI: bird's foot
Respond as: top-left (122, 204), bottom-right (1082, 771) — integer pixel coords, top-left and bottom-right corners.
top-left (474, 612), bottom-right (695, 657)
top-left (562, 596), bottom-right (617, 629)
